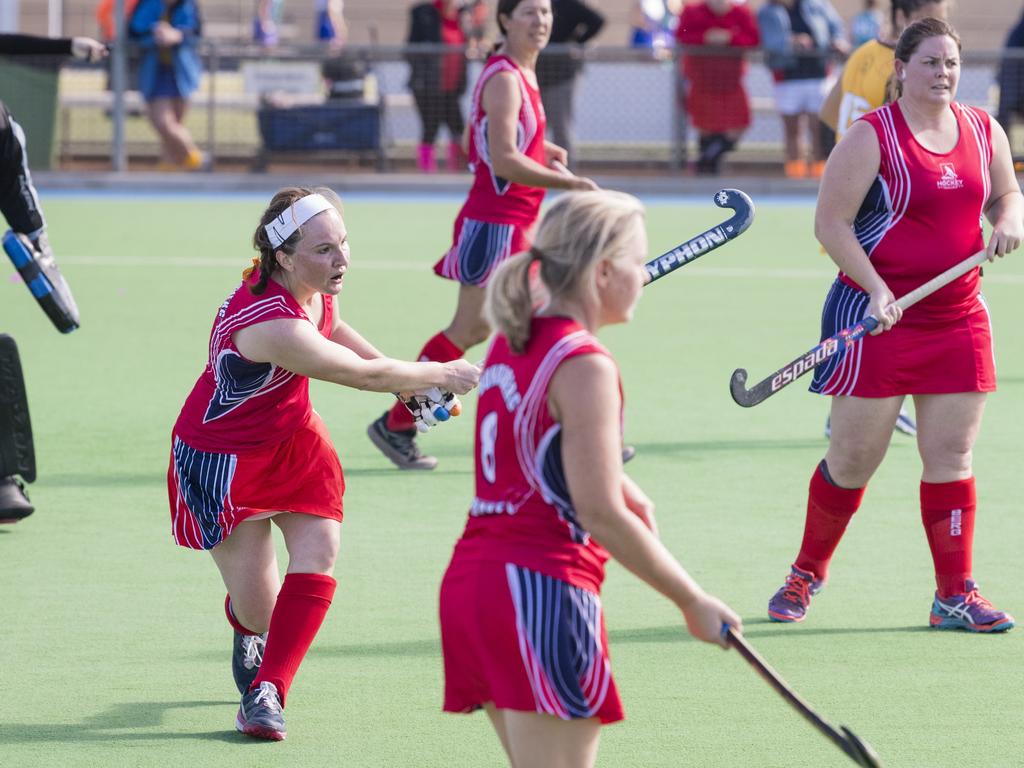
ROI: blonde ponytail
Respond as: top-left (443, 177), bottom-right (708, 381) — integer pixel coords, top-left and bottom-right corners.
top-left (485, 250), bottom-right (537, 354)
top-left (484, 190), bottom-right (645, 354)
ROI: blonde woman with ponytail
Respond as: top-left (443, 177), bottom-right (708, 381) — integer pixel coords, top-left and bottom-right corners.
top-left (439, 190), bottom-right (740, 768)
top-left (166, 186), bottom-right (479, 741)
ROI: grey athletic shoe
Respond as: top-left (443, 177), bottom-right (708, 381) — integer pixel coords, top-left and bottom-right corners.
top-left (894, 406), bottom-right (917, 437)
top-left (236, 681), bottom-right (286, 741)
top-left (367, 412), bottom-right (437, 470)
top-left (232, 630), bottom-right (266, 695)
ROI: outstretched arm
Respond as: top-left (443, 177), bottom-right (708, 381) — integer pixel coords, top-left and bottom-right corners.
top-left (234, 318), bottom-right (479, 394)
top-left (0, 34), bottom-right (106, 62)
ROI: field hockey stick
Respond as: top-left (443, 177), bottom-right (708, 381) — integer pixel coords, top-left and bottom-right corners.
top-left (643, 189), bottom-right (754, 284)
top-left (551, 161), bottom-right (755, 281)
top-left (723, 626), bottom-right (884, 767)
top-left (730, 249), bottom-right (989, 407)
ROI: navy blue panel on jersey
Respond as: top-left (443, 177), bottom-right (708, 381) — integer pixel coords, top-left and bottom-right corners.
top-left (852, 176), bottom-right (894, 256)
top-left (537, 426), bottom-right (589, 544)
top-left (205, 351), bottom-right (274, 422)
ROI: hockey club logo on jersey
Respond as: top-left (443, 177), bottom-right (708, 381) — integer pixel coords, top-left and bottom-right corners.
top-left (937, 163), bottom-right (964, 190)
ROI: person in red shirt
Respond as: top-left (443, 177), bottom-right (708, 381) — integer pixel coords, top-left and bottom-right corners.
top-left (767, 19), bottom-right (1023, 633)
top-left (439, 190), bottom-right (741, 766)
top-left (370, 0), bottom-right (596, 471)
top-left (406, 0), bottom-right (470, 172)
top-left (168, 187), bottom-right (480, 740)
top-left (675, 0), bottom-right (760, 174)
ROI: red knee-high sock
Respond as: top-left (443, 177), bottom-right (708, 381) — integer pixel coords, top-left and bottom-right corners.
top-left (252, 573), bottom-right (336, 706)
top-left (794, 462), bottom-right (866, 581)
top-left (224, 594), bottom-right (260, 636)
top-left (385, 331), bottom-right (464, 432)
top-left (920, 478), bottom-right (976, 598)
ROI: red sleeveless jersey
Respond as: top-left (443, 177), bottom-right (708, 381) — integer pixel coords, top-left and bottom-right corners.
top-left (451, 316), bottom-right (618, 594)
top-left (846, 101), bottom-right (991, 323)
top-left (460, 54), bottom-right (547, 228)
top-left (173, 273), bottom-right (334, 453)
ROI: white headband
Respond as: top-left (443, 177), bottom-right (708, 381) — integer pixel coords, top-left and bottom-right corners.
top-left (264, 193), bottom-right (335, 248)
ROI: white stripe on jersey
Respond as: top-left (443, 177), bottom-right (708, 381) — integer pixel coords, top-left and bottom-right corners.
top-left (876, 106), bottom-right (912, 234)
top-left (512, 329), bottom-right (595, 498)
top-left (958, 104), bottom-right (991, 210)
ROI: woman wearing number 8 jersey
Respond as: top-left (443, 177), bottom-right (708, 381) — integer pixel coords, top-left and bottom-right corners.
top-left (767, 18), bottom-right (1023, 632)
top-left (439, 191), bottom-right (740, 768)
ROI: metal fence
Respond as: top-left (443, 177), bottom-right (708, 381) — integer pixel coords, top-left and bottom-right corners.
top-left (3, 41), bottom-right (1018, 173)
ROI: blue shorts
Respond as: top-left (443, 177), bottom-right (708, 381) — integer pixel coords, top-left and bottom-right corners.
top-left (147, 66), bottom-right (181, 101)
top-left (433, 215), bottom-right (533, 286)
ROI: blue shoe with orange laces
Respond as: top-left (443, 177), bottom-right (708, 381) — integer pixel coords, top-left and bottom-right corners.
top-left (768, 566), bottom-right (824, 623)
top-left (929, 580), bottom-right (1015, 633)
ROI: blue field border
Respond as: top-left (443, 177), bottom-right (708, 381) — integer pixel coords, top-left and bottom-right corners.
top-left (38, 187), bottom-right (818, 208)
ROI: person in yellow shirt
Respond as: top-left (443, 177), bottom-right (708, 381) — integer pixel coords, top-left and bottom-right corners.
top-left (817, 0), bottom-right (948, 440)
top-left (820, 0), bottom-right (949, 140)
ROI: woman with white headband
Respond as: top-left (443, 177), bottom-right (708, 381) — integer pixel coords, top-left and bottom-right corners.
top-left (166, 187), bottom-right (480, 741)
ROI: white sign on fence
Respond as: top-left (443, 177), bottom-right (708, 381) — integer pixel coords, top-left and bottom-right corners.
top-left (241, 62), bottom-right (323, 96)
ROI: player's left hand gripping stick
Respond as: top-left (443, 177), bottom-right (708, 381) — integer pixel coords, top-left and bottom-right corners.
top-left (402, 388), bottom-right (463, 433)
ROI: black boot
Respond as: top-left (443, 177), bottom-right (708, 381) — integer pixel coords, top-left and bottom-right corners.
top-left (0, 475), bottom-right (33, 523)
top-left (699, 134), bottom-right (734, 175)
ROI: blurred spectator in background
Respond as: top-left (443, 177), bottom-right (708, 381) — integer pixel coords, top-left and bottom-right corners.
top-left (466, 0), bottom-right (491, 55)
top-left (316, 0), bottom-right (347, 49)
top-left (849, 0), bottom-right (883, 46)
top-left (96, 0), bottom-right (141, 105)
top-left (406, 1), bottom-right (470, 173)
top-left (254, 0), bottom-right (284, 48)
top-left (630, 0), bottom-right (682, 50)
top-left (97, 0), bottom-right (141, 42)
top-left (821, 0), bottom-right (948, 142)
top-left (128, 0), bottom-right (205, 171)
top-left (536, 0), bottom-right (605, 170)
top-left (758, 0), bottom-right (847, 179)
top-left (676, 0), bottom-right (760, 175)
top-left (997, 3), bottom-right (1024, 154)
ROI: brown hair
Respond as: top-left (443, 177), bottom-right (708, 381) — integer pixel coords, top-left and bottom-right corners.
top-left (890, 0), bottom-right (948, 33)
top-left (495, 0), bottom-right (527, 36)
top-left (894, 16), bottom-right (960, 63)
top-left (246, 186), bottom-right (344, 295)
top-left (485, 191), bottom-right (645, 354)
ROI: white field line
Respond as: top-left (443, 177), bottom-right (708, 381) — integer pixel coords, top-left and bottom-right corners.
top-left (53, 256), bottom-right (1024, 284)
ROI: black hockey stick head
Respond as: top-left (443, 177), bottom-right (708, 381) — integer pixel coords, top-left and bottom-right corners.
top-left (729, 368), bottom-right (757, 407)
top-left (643, 188), bottom-right (755, 284)
top-left (841, 726), bottom-right (884, 768)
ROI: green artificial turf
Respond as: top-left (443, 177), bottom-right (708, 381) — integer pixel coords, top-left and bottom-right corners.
top-left (1, 195), bottom-right (1021, 767)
